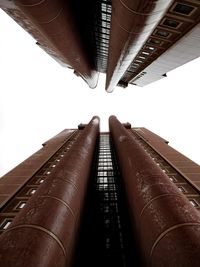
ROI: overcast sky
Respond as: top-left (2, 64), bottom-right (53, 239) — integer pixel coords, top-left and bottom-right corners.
top-left (1, 9), bottom-right (200, 177)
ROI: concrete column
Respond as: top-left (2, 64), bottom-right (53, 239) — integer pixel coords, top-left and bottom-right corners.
top-left (109, 115), bottom-right (200, 267)
top-left (0, 116), bottom-right (100, 267)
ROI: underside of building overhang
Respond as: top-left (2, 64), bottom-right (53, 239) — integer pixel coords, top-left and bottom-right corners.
top-left (1, 0), bottom-right (200, 92)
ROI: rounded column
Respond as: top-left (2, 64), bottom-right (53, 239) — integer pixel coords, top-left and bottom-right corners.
top-left (0, 116), bottom-right (100, 267)
top-left (109, 115), bottom-right (200, 267)
top-left (106, 0), bottom-right (173, 92)
top-left (14, 0), bottom-right (98, 88)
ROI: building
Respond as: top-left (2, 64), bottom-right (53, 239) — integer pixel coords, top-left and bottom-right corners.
top-left (0, 116), bottom-right (200, 266)
top-left (1, 1), bottom-right (200, 91)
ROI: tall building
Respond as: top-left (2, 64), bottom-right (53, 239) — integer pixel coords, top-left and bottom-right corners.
top-left (1, 0), bottom-right (200, 91)
top-left (0, 116), bottom-right (200, 266)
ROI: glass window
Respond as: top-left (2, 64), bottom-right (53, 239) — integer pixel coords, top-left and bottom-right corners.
top-left (1, 219), bottom-right (12, 230)
top-left (189, 199), bottom-right (198, 207)
top-left (20, 203), bottom-right (26, 208)
top-left (155, 30), bottom-right (170, 38)
top-left (135, 59), bottom-right (143, 63)
top-left (106, 237), bottom-right (110, 248)
top-left (130, 65), bottom-right (138, 69)
top-left (138, 56), bottom-right (146, 59)
top-left (15, 201), bottom-right (26, 210)
top-left (163, 18), bottom-right (180, 28)
top-left (30, 189), bottom-right (36, 195)
top-left (169, 176), bottom-right (177, 182)
top-left (98, 171), bottom-right (107, 176)
top-left (146, 46), bottom-right (155, 51)
top-left (178, 186), bottom-right (186, 193)
top-left (142, 51), bottom-right (150, 55)
top-left (173, 3), bottom-right (194, 15)
top-left (148, 38), bottom-right (162, 45)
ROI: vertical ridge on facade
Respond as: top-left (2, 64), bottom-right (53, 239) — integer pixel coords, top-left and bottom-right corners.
top-left (1, 0), bottom-right (200, 90)
top-left (1, 117), bottom-right (200, 266)
top-left (109, 115), bottom-right (200, 267)
top-left (0, 116), bottom-right (100, 267)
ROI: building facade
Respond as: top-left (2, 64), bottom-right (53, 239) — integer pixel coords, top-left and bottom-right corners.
top-left (0, 116), bottom-right (200, 266)
top-left (1, 0), bottom-right (200, 91)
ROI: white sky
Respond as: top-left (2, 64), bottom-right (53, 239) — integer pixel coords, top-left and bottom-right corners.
top-left (1, 9), bottom-right (200, 177)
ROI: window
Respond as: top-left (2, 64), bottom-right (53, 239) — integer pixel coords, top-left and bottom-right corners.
top-left (148, 38), bottom-right (162, 45)
top-left (169, 176), bottom-right (177, 182)
top-left (104, 192), bottom-right (109, 200)
top-left (131, 65), bottom-right (138, 69)
top-left (27, 188), bottom-right (37, 195)
top-left (105, 219), bottom-right (110, 226)
top-left (155, 29), bottom-right (170, 38)
top-left (19, 202), bottom-right (26, 208)
top-left (178, 186), bottom-right (186, 193)
top-left (98, 171), bottom-right (108, 176)
top-left (107, 171), bottom-right (114, 176)
top-left (138, 56), bottom-right (146, 59)
top-left (30, 189), bottom-right (36, 195)
top-left (108, 184), bottom-right (116, 190)
top-left (104, 206), bottom-right (109, 213)
top-left (142, 51), bottom-right (150, 56)
top-left (1, 219), bottom-right (12, 230)
top-left (162, 18), bottom-right (180, 28)
top-left (98, 184), bottom-right (108, 190)
top-left (106, 237), bottom-right (110, 248)
top-left (135, 59), bottom-right (143, 63)
top-left (146, 46), bottom-right (155, 50)
top-left (189, 199), bottom-right (198, 207)
top-left (172, 3), bottom-right (195, 15)
top-left (15, 201), bottom-right (26, 210)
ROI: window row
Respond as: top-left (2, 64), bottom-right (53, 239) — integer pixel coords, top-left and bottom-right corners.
top-left (126, 1), bottom-right (200, 82)
top-left (131, 130), bottom-right (200, 210)
top-left (0, 134), bottom-right (79, 233)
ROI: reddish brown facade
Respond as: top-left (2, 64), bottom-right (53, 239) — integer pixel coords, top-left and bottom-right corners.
top-left (1, 0), bottom-right (200, 91)
top-left (0, 129), bottom-right (76, 209)
top-left (132, 127), bottom-right (200, 189)
top-left (0, 116), bottom-right (200, 266)
top-left (109, 116), bottom-right (200, 267)
top-left (0, 117), bottom-right (100, 267)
